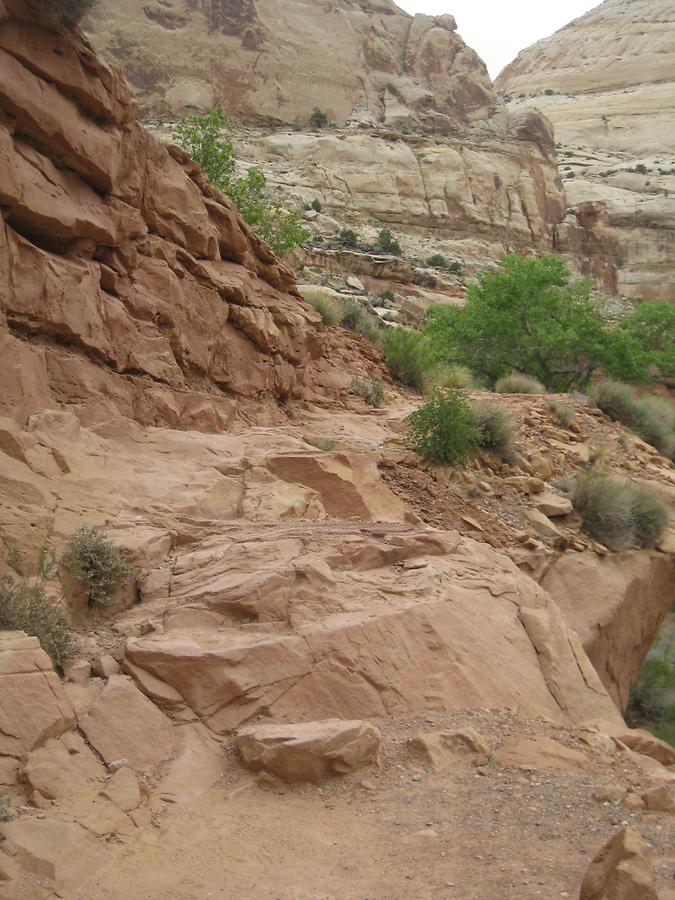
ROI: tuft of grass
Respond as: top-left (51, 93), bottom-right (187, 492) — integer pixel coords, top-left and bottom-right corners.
top-left (351, 376), bottom-right (385, 408)
top-left (302, 288), bottom-right (339, 325)
top-left (572, 471), bottom-right (668, 550)
top-left (339, 300), bottom-right (382, 345)
top-left (424, 363), bottom-right (478, 393)
top-left (591, 380), bottom-right (675, 459)
top-left (472, 401), bottom-right (517, 459)
top-left (406, 389), bottom-right (479, 464)
top-left (495, 373), bottom-right (544, 394)
top-left (546, 399), bottom-right (576, 428)
top-left (381, 329), bottom-right (435, 391)
top-left (0, 547), bottom-right (77, 668)
top-left (62, 526), bottom-right (132, 608)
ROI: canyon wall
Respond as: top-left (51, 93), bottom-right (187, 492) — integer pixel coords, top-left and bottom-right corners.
top-left (498, 0), bottom-right (675, 300)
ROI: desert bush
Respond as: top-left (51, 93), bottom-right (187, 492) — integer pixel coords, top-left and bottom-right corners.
top-left (407, 389), bottom-right (479, 464)
top-left (424, 363), bottom-right (478, 392)
top-left (339, 300), bottom-right (382, 344)
top-left (628, 627), bottom-right (675, 747)
top-left (351, 376), bottom-right (385, 408)
top-left (592, 380), bottom-right (675, 458)
top-left (381, 329), bottom-right (435, 391)
top-left (338, 228), bottom-right (359, 248)
top-left (376, 229), bottom-right (402, 256)
top-left (546, 399), bottom-right (575, 428)
top-left (310, 199), bottom-right (322, 213)
top-left (425, 255), bottom-right (463, 276)
top-left (302, 289), bottom-right (339, 325)
top-left (495, 373), bottom-right (545, 394)
top-left (42, 0), bottom-right (97, 25)
top-left (0, 548), bottom-right (76, 667)
top-left (472, 401), bottom-right (517, 458)
top-left (62, 526), bottom-right (131, 608)
top-left (310, 108), bottom-right (328, 128)
top-left (175, 109), bottom-right (308, 256)
top-left (572, 472), bottom-right (667, 550)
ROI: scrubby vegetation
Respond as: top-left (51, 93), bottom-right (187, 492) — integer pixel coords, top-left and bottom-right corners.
top-left (0, 547), bottom-right (76, 667)
top-left (628, 621), bottom-right (675, 747)
top-left (302, 288), bottom-right (339, 325)
top-left (407, 389), bottom-right (479, 464)
top-left (310, 199), bottom-right (322, 213)
top-left (309, 108), bottom-right (328, 129)
top-left (495, 373), bottom-right (545, 395)
top-left (338, 228), bottom-right (360, 248)
top-left (376, 229), bottom-right (402, 256)
top-left (546, 399), bottom-right (576, 428)
top-left (42, 0), bottom-right (97, 25)
top-left (425, 255), bottom-right (674, 391)
top-left (424, 363), bottom-right (478, 392)
top-left (339, 299), bottom-right (382, 344)
top-left (591, 381), bottom-right (675, 459)
top-left (62, 526), bottom-right (132, 608)
top-left (571, 472), bottom-right (668, 551)
top-left (351, 376), bottom-right (385, 408)
top-left (426, 255), bottom-right (463, 276)
top-left (472, 401), bottom-right (517, 459)
top-left (175, 108), bottom-right (308, 256)
top-left (382, 329), bottom-right (434, 391)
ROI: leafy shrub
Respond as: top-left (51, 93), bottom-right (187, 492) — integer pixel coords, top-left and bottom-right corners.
top-left (628, 631), bottom-right (675, 747)
top-left (310, 199), bottom-right (322, 213)
top-left (310, 108), bottom-right (328, 128)
top-left (495, 373), bottom-right (545, 394)
top-left (406, 389), bottom-right (479, 464)
top-left (338, 228), bottom-right (359, 248)
top-left (426, 255), bottom-right (462, 275)
top-left (377, 229), bottom-right (402, 256)
top-left (0, 548), bottom-right (76, 667)
top-left (302, 289), bottom-right (339, 325)
top-left (175, 109), bottom-right (308, 257)
top-left (472, 401), bottom-right (517, 458)
top-left (380, 290), bottom-right (395, 303)
top-left (546, 399), bottom-right (575, 428)
top-left (592, 380), bottom-right (675, 459)
top-left (381, 329), bottom-right (435, 391)
top-left (424, 253), bottom-right (665, 391)
top-left (572, 472), bottom-right (668, 550)
top-left (424, 363), bottom-right (477, 392)
top-left (62, 526), bottom-right (131, 608)
top-left (351, 376), bottom-right (385, 408)
top-left (42, 0), bottom-right (97, 25)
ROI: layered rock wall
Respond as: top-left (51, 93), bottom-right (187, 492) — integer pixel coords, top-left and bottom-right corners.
top-left (497, 0), bottom-right (675, 300)
top-left (0, 0), bottom-right (329, 430)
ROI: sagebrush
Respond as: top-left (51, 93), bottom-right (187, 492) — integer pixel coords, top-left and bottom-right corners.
top-left (592, 380), bottom-right (675, 459)
top-left (572, 472), bottom-right (667, 550)
top-left (62, 526), bottom-right (132, 607)
top-left (351, 376), bottom-right (385, 408)
top-left (472, 401), bottom-right (517, 459)
top-left (382, 329), bottom-right (435, 391)
top-left (495, 373), bottom-right (544, 395)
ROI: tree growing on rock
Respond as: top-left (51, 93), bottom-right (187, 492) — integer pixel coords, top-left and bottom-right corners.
top-left (175, 108), bottom-right (309, 257)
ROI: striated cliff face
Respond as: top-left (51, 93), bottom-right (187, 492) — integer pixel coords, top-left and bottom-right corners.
top-left (497, 0), bottom-right (675, 300)
top-left (87, 0), bottom-right (496, 129)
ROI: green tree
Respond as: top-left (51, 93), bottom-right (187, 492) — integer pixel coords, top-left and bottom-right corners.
top-left (616, 300), bottom-right (675, 380)
top-left (175, 109), bottom-right (308, 257)
top-left (426, 254), bottom-right (621, 391)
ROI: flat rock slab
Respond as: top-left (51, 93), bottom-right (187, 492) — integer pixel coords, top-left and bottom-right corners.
top-left (408, 727), bottom-right (490, 769)
top-left (494, 736), bottom-right (588, 771)
top-left (78, 674), bottom-right (173, 772)
top-left (237, 719), bottom-right (381, 782)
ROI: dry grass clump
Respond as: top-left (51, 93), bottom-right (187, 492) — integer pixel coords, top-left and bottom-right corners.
top-left (591, 380), bottom-right (675, 459)
top-left (472, 401), bottom-right (517, 460)
top-left (546, 399), bottom-right (575, 428)
top-left (382, 329), bottom-right (435, 391)
top-left (494, 373), bottom-right (545, 395)
top-left (351, 376), bottom-right (385, 408)
top-left (302, 288), bottom-right (339, 326)
top-left (423, 363), bottom-right (478, 393)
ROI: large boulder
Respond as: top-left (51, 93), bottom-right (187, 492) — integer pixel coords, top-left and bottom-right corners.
top-left (236, 719), bottom-right (381, 782)
top-left (579, 827), bottom-right (658, 900)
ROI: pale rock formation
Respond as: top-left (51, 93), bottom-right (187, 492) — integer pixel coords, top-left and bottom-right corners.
top-left (236, 719), bottom-right (381, 781)
top-left (407, 728), bottom-right (490, 769)
top-left (498, 0), bottom-right (675, 299)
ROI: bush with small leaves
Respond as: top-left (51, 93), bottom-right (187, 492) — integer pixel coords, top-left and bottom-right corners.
top-left (0, 547), bottom-right (77, 668)
top-left (338, 228), bottom-right (359, 248)
top-left (382, 329), bottom-right (435, 391)
top-left (472, 401), bottom-right (517, 459)
top-left (351, 376), bottom-right (385, 408)
top-left (339, 300), bottom-right (382, 345)
top-left (310, 108), bottom-right (328, 128)
top-left (310, 199), bottom-right (322, 213)
top-left (426, 254), bottom-right (448, 269)
top-left (495, 373), bottom-right (545, 394)
top-left (377, 229), bottom-right (402, 256)
top-left (592, 381), bottom-right (675, 459)
top-left (406, 389), bottom-right (479, 464)
top-left (572, 472), bottom-right (667, 551)
top-left (546, 399), bottom-right (576, 428)
top-left (62, 526), bottom-right (132, 607)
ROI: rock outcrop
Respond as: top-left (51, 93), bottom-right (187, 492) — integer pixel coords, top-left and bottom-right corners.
top-left (498, 0), bottom-right (675, 300)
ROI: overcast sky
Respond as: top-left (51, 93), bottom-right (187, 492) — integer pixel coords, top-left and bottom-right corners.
top-left (397, 0), bottom-right (599, 78)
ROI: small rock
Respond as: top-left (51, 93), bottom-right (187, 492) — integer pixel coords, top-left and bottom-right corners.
top-left (579, 826), bottom-right (658, 900)
top-left (535, 492), bottom-right (573, 517)
top-left (641, 784), bottom-right (675, 813)
top-left (524, 509), bottom-right (562, 538)
top-left (62, 658), bottom-right (91, 686)
top-left (92, 655), bottom-right (121, 679)
top-left (108, 758), bottom-right (129, 773)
